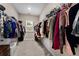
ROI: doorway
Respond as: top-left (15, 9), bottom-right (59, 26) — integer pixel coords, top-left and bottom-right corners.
top-left (25, 20), bottom-right (34, 40)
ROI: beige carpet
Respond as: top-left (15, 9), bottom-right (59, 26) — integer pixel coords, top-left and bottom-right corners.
top-left (13, 40), bottom-right (45, 56)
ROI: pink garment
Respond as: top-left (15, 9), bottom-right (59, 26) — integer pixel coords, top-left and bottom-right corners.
top-left (53, 12), bottom-right (60, 49)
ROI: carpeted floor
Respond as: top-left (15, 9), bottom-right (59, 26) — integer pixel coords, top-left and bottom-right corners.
top-left (13, 39), bottom-right (45, 56)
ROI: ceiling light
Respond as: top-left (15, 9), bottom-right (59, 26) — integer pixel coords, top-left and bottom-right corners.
top-left (28, 7), bottom-right (31, 10)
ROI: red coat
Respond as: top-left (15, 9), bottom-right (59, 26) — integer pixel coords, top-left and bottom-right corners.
top-left (53, 12), bottom-right (60, 49)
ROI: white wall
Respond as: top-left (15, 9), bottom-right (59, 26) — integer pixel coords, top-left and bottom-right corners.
top-left (19, 14), bottom-right (39, 27)
top-left (39, 3), bottom-right (61, 22)
top-left (1, 3), bottom-right (19, 20)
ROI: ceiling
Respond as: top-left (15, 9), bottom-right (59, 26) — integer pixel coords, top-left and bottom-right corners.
top-left (12, 3), bottom-right (47, 16)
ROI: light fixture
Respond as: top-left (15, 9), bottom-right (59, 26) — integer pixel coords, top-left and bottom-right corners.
top-left (28, 7), bottom-right (31, 10)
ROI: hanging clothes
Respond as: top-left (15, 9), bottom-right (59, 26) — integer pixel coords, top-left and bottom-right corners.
top-left (49, 15), bottom-right (57, 49)
top-left (59, 9), bottom-right (66, 54)
top-left (53, 12), bottom-right (60, 49)
top-left (9, 18), bottom-right (16, 38)
top-left (43, 20), bottom-right (46, 35)
top-left (71, 10), bottom-right (79, 36)
top-left (49, 17), bottom-right (54, 48)
top-left (46, 20), bottom-right (49, 38)
top-left (3, 17), bottom-right (16, 38)
top-left (66, 3), bottom-right (79, 55)
top-left (4, 20), bottom-right (12, 38)
top-left (17, 22), bottom-right (24, 41)
top-left (59, 7), bottom-right (71, 54)
top-left (43, 20), bottom-right (49, 38)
